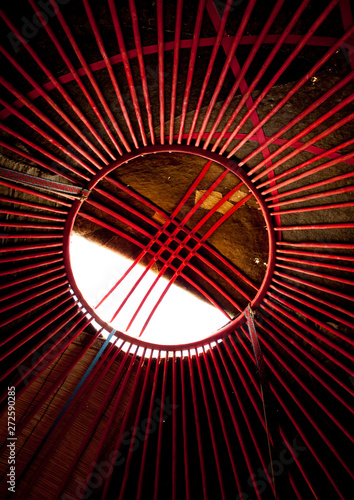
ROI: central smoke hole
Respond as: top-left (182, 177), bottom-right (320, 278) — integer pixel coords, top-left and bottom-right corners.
top-left (69, 150), bottom-right (269, 349)
top-left (70, 234), bottom-right (228, 345)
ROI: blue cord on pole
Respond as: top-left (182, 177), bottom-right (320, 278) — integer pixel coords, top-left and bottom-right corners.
top-left (36, 329), bottom-right (117, 450)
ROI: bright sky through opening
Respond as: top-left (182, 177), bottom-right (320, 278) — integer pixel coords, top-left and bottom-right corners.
top-left (70, 234), bottom-right (228, 346)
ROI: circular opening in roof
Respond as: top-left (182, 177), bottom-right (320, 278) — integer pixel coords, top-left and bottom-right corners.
top-left (65, 146), bottom-right (274, 350)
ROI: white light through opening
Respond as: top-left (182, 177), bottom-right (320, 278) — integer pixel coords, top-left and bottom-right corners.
top-left (70, 234), bottom-right (228, 347)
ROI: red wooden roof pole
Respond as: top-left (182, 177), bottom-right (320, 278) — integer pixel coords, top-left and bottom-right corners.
top-left (274, 266), bottom-right (353, 303)
top-left (257, 308), bottom-right (354, 410)
top-left (267, 287), bottom-right (353, 346)
top-left (339, 0), bottom-right (354, 69)
top-left (205, 0), bottom-right (285, 152)
top-left (261, 300), bottom-right (352, 374)
top-left (244, 75), bottom-right (354, 173)
top-left (30, 338), bottom-right (130, 496)
top-left (257, 325), bottom-right (354, 443)
top-left (272, 200), bottom-right (354, 216)
top-left (0, 7), bottom-right (117, 158)
top-left (216, 0), bottom-right (337, 154)
top-left (83, 0), bottom-right (136, 151)
top-left (0, 264), bottom-right (65, 291)
top-left (0, 43), bottom-right (109, 165)
top-left (0, 297), bottom-right (76, 388)
top-left (216, 342), bottom-right (277, 488)
top-left (152, 352), bottom-right (169, 500)
top-left (0, 208), bottom-right (64, 222)
top-left (271, 278), bottom-right (354, 326)
top-left (48, 0), bottom-right (123, 155)
top-left (0, 124), bottom-right (88, 181)
top-left (195, 0), bottom-right (257, 148)
top-left (180, 354), bottom-right (191, 500)
top-left (0, 137), bottom-right (82, 184)
top-left (276, 248), bottom-right (354, 263)
top-left (66, 346), bottom-right (146, 500)
top-left (24, 1), bottom-right (115, 160)
top-left (0, 273), bottom-right (65, 310)
top-left (0, 316), bottom-right (95, 454)
top-left (177, 0), bottom-right (206, 143)
top-left (136, 353), bottom-right (162, 500)
top-left (0, 259), bottom-right (63, 280)
top-left (0, 96), bottom-right (97, 175)
top-left (0, 293), bottom-right (74, 359)
top-left (226, 23), bottom-right (354, 158)
top-left (260, 149), bottom-right (354, 196)
top-left (187, 350), bottom-right (209, 498)
top-left (236, 328), bottom-right (345, 498)
top-left (275, 222), bottom-right (354, 232)
top-left (266, 170), bottom-right (354, 204)
top-left (277, 241), bottom-right (354, 249)
top-left (117, 351), bottom-right (154, 500)
top-left (171, 352), bottom-right (177, 500)
top-left (108, 0), bottom-right (147, 146)
top-left (253, 113), bottom-right (354, 184)
top-left (186, 0), bottom-right (234, 145)
top-left (262, 342), bottom-right (354, 485)
top-left (195, 352), bottom-right (228, 500)
top-left (157, 0), bottom-right (165, 145)
top-left (205, 346), bottom-right (267, 497)
top-left (280, 432), bottom-right (319, 498)
top-left (224, 338), bottom-right (266, 431)
top-left (257, 309), bottom-right (354, 399)
top-left (0, 220), bottom-right (63, 231)
top-left (169, 0), bottom-right (183, 145)
top-left (0, 248), bottom-right (62, 262)
top-left (128, 0), bottom-right (155, 144)
top-left (0, 197), bottom-right (67, 214)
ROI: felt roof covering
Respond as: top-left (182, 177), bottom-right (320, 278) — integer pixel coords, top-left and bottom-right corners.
top-left (0, 0), bottom-right (353, 499)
